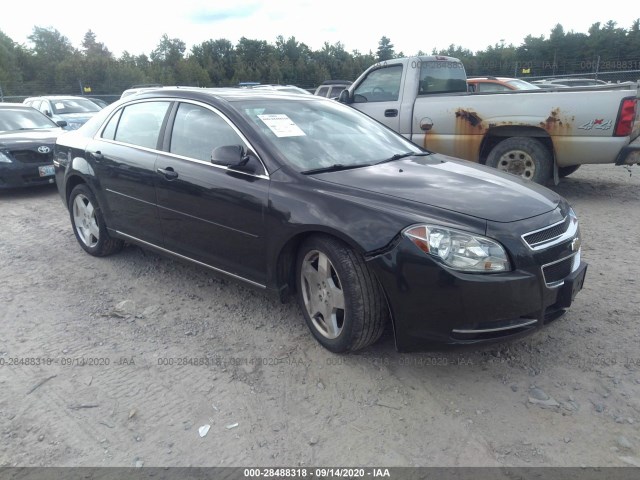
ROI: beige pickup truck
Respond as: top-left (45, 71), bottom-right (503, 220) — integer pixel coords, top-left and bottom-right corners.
top-left (339, 56), bottom-right (639, 183)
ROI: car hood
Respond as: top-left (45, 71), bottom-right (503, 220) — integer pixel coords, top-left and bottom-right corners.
top-left (56, 113), bottom-right (96, 122)
top-left (311, 155), bottom-right (562, 223)
top-left (0, 129), bottom-right (63, 148)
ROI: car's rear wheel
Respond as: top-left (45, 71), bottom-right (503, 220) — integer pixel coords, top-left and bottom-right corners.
top-left (486, 137), bottom-right (552, 184)
top-left (295, 235), bottom-right (388, 352)
top-left (69, 184), bottom-right (123, 257)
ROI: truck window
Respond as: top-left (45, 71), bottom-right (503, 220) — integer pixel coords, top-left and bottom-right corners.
top-left (353, 65), bottom-right (403, 103)
top-left (418, 60), bottom-right (467, 95)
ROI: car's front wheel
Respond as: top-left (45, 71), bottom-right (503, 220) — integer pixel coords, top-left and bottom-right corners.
top-left (295, 235), bottom-right (388, 352)
top-left (69, 184), bottom-right (123, 257)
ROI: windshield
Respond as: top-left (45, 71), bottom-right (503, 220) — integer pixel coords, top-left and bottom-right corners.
top-left (0, 108), bottom-right (59, 131)
top-left (51, 98), bottom-right (101, 115)
top-left (233, 98), bottom-right (422, 172)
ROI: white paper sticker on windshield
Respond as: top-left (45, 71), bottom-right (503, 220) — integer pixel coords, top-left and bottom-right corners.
top-left (258, 114), bottom-right (306, 137)
top-left (55, 102), bottom-right (66, 110)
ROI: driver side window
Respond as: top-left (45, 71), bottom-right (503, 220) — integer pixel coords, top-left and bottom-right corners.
top-left (353, 65), bottom-right (402, 103)
top-left (170, 103), bottom-right (244, 163)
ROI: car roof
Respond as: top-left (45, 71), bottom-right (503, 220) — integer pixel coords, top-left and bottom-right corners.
top-left (133, 87), bottom-right (331, 103)
top-left (319, 80), bottom-right (352, 85)
top-left (24, 95), bottom-right (93, 100)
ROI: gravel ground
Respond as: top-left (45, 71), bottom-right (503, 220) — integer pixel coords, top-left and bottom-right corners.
top-left (0, 164), bottom-right (639, 468)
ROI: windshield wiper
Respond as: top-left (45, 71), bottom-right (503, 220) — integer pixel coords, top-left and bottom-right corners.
top-left (301, 163), bottom-right (372, 175)
top-left (375, 151), bottom-right (431, 165)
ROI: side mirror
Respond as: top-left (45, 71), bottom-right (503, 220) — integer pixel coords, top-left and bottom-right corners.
top-left (57, 120), bottom-right (68, 128)
top-left (44, 110), bottom-right (52, 117)
top-left (211, 145), bottom-right (259, 174)
top-left (211, 145), bottom-right (244, 166)
top-left (338, 89), bottom-right (352, 104)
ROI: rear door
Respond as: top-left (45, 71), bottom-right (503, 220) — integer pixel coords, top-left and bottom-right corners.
top-left (89, 99), bottom-right (170, 245)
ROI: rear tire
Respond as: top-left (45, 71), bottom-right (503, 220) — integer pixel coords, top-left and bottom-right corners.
top-left (486, 137), bottom-right (552, 184)
top-left (69, 184), bottom-right (123, 257)
top-left (295, 235), bottom-right (388, 352)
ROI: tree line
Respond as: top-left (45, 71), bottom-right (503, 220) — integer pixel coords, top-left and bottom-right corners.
top-left (1, 20), bottom-right (639, 99)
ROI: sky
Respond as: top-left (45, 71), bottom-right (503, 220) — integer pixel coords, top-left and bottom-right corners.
top-left (2, 1), bottom-right (636, 57)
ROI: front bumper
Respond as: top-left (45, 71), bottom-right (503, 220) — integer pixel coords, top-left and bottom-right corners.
top-left (369, 236), bottom-right (587, 352)
top-left (0, 163), bottom-right (56, 189)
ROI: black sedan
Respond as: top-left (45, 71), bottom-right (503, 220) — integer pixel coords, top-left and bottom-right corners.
top-left (53, 88), bottom-right (587, 352)
top-left (0, 104), bottom-right (65, 189)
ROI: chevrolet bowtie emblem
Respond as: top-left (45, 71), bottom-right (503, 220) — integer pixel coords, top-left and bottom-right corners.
top-left (571, 237), bottom-right (581, 252)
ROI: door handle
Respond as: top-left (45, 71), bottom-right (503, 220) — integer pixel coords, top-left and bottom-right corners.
top-left (157, 167), bottom-right (179, 180)
top-left (384, 109), bottom-right (398, 117)
top-left (88, 150), bottom-right (103, 160)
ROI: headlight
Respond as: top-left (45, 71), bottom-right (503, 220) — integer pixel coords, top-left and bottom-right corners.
top-left (66, 122), bottom-right (82, 130)
top-left (404, 225), bottom-right (511, 272)
top-left (0, 151), bottom-right (13, 163)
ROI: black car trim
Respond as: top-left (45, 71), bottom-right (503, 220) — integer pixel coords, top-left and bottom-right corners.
top-left (116, 231), bottom-right (267, 289)
top-left (159, 151), bottom-right (270, 180)
top-left (156, 203), bottom-right (259, 238)
top-left (451, 318), bottom-right (538, 334)
top-left (106, 188), bottom-right (156, 206)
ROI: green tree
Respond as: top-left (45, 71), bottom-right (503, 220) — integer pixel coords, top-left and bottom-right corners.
top-left (376, 36), bottom-right (395, 61)
top-left (0, 31), bottom-right (23, 95)
top-left (150, 34), bottom-right (186, 66)
top-left (25, 27), bottom-right (76, 93)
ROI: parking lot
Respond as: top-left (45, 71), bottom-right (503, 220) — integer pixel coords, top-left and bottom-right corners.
top-left (1, 164), bottom-right (639, 467)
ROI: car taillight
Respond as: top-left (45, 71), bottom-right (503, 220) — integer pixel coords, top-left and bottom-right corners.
top-left (614, 98), bottom-right (637, 137)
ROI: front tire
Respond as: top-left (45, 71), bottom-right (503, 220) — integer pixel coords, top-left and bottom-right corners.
top-left (486, 137), bottom-right (553, 184)
top-left (295, 235), bottom-right (388, 353)
top-left (69, 184), bottom-right (123, 257)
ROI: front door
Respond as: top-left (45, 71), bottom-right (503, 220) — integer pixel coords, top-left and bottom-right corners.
top-left (154, 101), bottom-right (269, 286)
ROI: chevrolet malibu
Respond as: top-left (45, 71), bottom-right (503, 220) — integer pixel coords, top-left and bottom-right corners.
top-left (53, 88), bottom-right (587, 352)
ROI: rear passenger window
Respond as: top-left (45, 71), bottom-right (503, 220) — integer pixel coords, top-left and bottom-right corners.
top-left (113, 101), bottom-right (170, 149)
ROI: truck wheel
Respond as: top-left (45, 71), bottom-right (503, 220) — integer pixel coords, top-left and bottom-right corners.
top-left (295, 235), bottom-right (388, 353)
top-left (486, 137), bottom-right (552, 184)
top-left (558, 165), bottom-right (580, 178)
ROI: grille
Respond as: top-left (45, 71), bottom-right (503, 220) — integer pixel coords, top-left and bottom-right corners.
top-left (523, 218), bottom-right (568, 247)
top-left (542, 256), bottom-right (574, 286)
top-left (11, 149), bottom-right (53, 164)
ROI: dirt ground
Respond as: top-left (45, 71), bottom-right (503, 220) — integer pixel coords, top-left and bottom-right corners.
top-left (1, 163), bottom-right (639, 468)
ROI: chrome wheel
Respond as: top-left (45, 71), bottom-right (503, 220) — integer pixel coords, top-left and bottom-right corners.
top-left (496, 149), bottom-right (536, 179)
top-left (300, 249), bottom-right (345, 339)
top-left (72, 194), bottom-right (99, 248)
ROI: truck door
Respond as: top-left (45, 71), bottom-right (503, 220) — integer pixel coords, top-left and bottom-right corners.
top-left (351, 64), bottom-right (404, 132)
